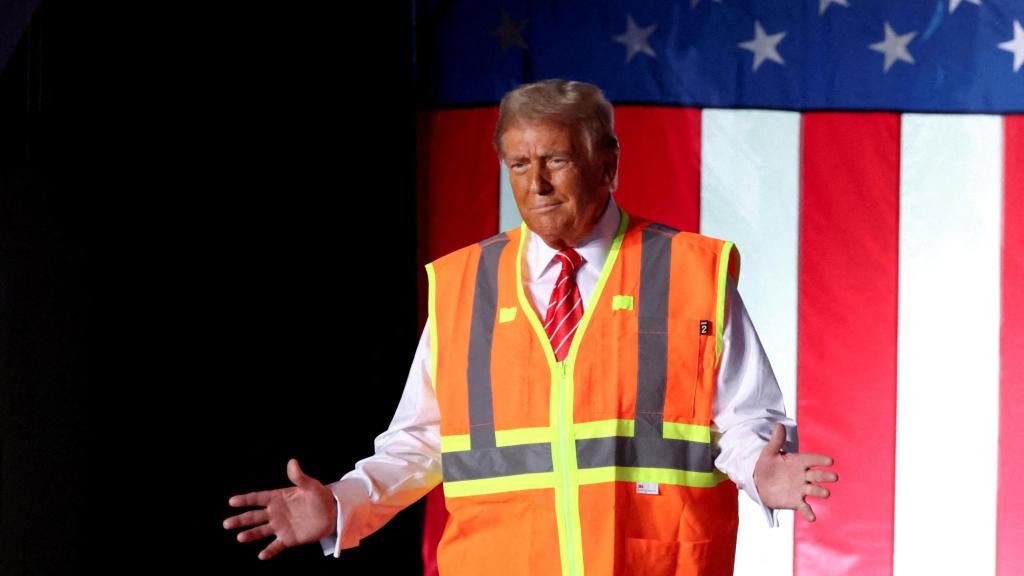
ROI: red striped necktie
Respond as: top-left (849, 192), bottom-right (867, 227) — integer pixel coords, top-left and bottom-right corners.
top-left (543, 248), bottom-right (585, 362)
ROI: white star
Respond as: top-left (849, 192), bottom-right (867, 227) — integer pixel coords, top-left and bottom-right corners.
top-left (999, 20), bottom-right (1024, 73)
top-left (949, 0), bottom-right (981, 13)
top-left (869, 22), bottom-right (916, 73)
top-left (690, 0), bottom-right (722, 9)
top-left (819, 0), bottom-right (850, 16)
top-left (613, 14), bottom-right (657, 63)
top-left (491, 11), bottom-right (528, 53)
top-left (738, 21), bottom-right (786, 71)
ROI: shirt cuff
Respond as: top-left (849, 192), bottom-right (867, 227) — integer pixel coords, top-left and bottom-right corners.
top-left (724, 426), bottom-right (797, 529)
top-left (318, 477), bottom-right (373, 557)
top-left (734, 443), bottom-right (781, 528)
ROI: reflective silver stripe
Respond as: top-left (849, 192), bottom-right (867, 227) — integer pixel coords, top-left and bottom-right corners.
top-left (467, 233), bottom-right (509, 450)
top-left (442, 443), bottom-right (554, 482)
top-left (636, 224), bottom-right (677, 438)
top-left (575, 436), bottom-right (714, 473)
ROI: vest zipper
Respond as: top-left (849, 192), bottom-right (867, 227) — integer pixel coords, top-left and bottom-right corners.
top-left (558, 359), bottom-right (578, 576)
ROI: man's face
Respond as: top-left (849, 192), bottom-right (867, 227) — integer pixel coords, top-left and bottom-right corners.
top-left (500, 122), bottom-right (615, 250)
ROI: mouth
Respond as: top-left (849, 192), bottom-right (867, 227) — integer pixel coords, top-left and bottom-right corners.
top-left (530, 202), bottom-right (563, 213)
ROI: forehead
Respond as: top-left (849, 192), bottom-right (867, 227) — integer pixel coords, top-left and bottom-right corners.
top-left (500, 122), bottom-right (582, 157)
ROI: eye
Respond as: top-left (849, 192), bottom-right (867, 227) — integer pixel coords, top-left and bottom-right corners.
top-left (548, 158), bottom-right (567, 168)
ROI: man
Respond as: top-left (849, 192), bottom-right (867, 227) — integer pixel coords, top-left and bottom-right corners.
top-left (223, 79), bottom-right (837, 575)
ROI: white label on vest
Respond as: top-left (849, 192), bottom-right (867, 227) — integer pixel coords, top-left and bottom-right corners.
top-left (636, 482), bottom-right (659, 495)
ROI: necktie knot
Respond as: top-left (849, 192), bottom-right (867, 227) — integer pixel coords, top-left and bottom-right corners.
top-left (555, 248), bottom-right (584, 274)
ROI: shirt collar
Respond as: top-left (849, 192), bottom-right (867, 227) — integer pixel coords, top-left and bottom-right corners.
top-left (526, 194), bottom-right (621, 281)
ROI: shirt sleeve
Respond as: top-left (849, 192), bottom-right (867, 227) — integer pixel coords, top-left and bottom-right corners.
top-left (712, 276), bottom-right (798, 528)
top-left (320, 323), bottom-right (443, 557)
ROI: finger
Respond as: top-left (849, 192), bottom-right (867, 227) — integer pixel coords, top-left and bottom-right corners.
top-left (223, 509), bottom-right (269, 530)
top-left (806, 469), bottom-right (839, 484)
top-left (287, 458), bottom-right (315, 489)
top-left (797, 500), bottom-right (816, 522)
top-left (228, 491), bottom-right (273, 508)
top-left (761, 424), bottom-right (786, 456)
top-left (237, 523), bottom-right (275, 543)
top-left (803, 484), bottom-right (830, 500)
top-left (259, 538), bottom-right (287, 561)
top-left (792, 452), bottom-right (834, 469)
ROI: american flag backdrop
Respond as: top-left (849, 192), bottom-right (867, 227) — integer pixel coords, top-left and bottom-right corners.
top-left (411, 1), bottom-right (1024, 575)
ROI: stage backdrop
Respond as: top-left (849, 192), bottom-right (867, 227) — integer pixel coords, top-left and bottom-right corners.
top-left (413, 1), bottom-right (1024, 575)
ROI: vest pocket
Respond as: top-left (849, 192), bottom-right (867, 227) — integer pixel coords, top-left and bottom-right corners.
top-left (624, 537), bottom-right (710, 576)
top-left (624, 537), bottom-right (678, 575)
top-left (691, 322), bottom-right (710, 419)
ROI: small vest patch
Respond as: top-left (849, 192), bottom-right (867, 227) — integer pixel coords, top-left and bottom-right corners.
top-left (612, 295), bottom-right (634, 311)
top-left (700, 320), bottom-right (711, 335)
top-left (499, 307), bottom-right (518, 323)
top-left (636, 482), bottom-right (660, 495)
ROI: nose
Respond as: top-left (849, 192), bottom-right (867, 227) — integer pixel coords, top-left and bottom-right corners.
top-left (528, 163), bottom-right (553, 195)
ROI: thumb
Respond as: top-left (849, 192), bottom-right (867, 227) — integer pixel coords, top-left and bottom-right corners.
top-left (762, 423), bottom-right (786, 456)
top-left (287, 458), bottom-right (314, 489)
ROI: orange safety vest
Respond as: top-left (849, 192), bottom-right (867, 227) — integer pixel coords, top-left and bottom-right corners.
top-left (426, 208), bottom-right (742, 576)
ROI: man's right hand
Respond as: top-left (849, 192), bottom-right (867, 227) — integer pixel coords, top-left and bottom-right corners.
top-left (223, 458), bottom-right (335, 560)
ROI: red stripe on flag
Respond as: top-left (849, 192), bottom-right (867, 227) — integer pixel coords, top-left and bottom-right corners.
top-left (416, 107), bottom-right (500, 328)
top-left (998, 115), bottom-right (1024, 576)
top-left (416, 108), bottom-right (501, 265)
top-left (613, 107), bottom-right (701, 232)
top-left (416, 107), bottom-right (500, 576)
top-left (796, 113), bottom-right (900, 576)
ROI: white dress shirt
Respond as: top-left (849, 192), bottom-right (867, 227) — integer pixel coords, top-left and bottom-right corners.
top-left (321, 196), bottom-right (797, 557)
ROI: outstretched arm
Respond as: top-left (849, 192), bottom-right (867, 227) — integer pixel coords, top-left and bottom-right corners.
top-left (713, 277), bottom-right (837, 525)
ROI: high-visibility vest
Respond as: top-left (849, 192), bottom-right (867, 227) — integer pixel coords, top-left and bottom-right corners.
top-left (425, 209), bottom-right (742, 576)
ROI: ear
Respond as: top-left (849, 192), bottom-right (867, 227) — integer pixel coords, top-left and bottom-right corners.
top-left (600, 150), bottom-right (620, 191)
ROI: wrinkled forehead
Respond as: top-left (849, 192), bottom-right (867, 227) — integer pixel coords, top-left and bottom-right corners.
top-left (497, 120), bottom-right (587, 158)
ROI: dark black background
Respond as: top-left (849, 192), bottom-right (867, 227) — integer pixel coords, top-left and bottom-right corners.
top-left (1, 1), bottom-right (426, 573)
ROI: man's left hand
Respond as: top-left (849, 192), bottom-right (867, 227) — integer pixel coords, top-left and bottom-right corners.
top-left (752, 424), bottom-right (837, 522)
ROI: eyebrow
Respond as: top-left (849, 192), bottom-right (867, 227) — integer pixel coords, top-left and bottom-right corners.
top-left (504, 148), bottom-right (574, 162)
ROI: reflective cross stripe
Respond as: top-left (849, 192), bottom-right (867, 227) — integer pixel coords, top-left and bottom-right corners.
top-left (443, 442), bottom-right (554, 482)
top-left (575, 436), bottom-right (714, 473)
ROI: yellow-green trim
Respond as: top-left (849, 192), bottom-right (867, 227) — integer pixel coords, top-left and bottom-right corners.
top-left (441, 435), bottom-right (471, 453)
top-left (445, 420), bottom-right (709, 452)
top-left (570, 210), bottom-right (629, 367)
top-left (574, 419), bottom-right (634, 439)
top-left (563, 209), bottom-right (629, 576)
top-left (441, 427), bottom-right (552, 454)
top-left (442, 472), bottom-right (556, 498)
top-left (611, 294), bottom-right (634, 311)
top-left (662, 422), bottom-right (712, 444)
top-left (440, 434), bottom-right (471, 453)
top-left (426, 263), bottom-right (440, 392)
top-left (497, 426), bottom-right (552, 446)
top-left (515, 222), bottom-right (573, 576)
top-left (443, 467), bottom-right (728, 498)
top-left (510, 210), bottom-right (630, 576)
top-left (714, 242), bottom-right (734, 367)
top-left (577, 466), bottom-right (730, 488)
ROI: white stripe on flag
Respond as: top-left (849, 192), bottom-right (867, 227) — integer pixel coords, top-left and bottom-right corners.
top-left (895, 114), bottom-right (1003, 576)
top-left (700, 108), bottom-right (801, 576)
top-left (499, 163), bottom-right (522, 231)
